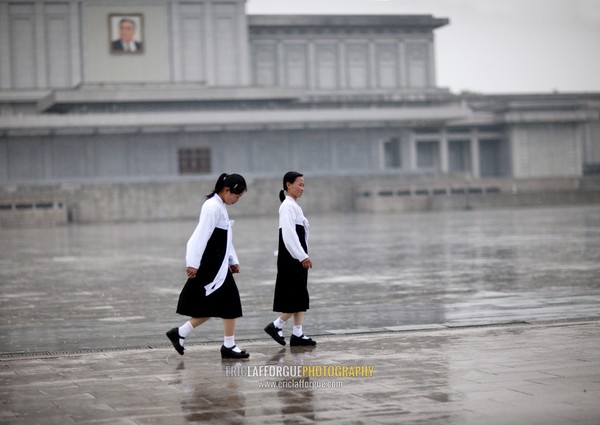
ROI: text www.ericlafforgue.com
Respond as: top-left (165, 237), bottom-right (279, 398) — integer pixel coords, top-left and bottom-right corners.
top-left (257, 379), bottom-right (344, 390)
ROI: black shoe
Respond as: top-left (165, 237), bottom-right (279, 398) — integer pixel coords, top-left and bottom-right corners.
top-left (264, 322), bottom-right (286, 346)
top-left (290, 334), bottom-right (316, 347)
top-left (166, 327), bottom-right (185, 355)
top-left (221, 345), bottom-right (250, 359)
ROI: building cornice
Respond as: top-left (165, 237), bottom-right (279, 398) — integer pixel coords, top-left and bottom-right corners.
top-left (248, 15), bottom-right (449, 30)
top-left (0, 104), bottom-right (470, 136)
top-left (36, 86), bottom-right (304, 112)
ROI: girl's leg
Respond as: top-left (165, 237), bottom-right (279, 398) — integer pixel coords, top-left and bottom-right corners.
top-left (293, 312), bottom-right (304, 326)
top-left (178, 317), bottom-right (209, 344)
top-left (222, 318), bottom-right (244, 353)
top-left (275, 312), bottom-right (294, 333)
top-left (189, 317), bottom-right (210, 328)
top-left (166, 317), bottom-right (209, 355)
top-left (179, 317), bottom-right (209, 340)
top-left (223, 318), bottom-right (236, 337)
top-left (292, 312), bottom-right (304, 337)
top-left (264, 312), bottom-right (293, 345)
top-left (290, 311), bottom-right (316, 346)
top-left (280, 312), bottom-right (293, 322)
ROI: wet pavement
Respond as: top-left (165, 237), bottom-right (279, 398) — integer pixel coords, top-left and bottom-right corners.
top-left (1, 205), bottom-right (599, 354)
top-left (1, 321), bottom-right (599, 424)
top-left (1, 205), bottom-right (600, 423)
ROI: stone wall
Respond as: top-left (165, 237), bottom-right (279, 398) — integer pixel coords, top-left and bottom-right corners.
top-left (0, 175), bottom-right (356, 226)
top-left (354, 176), bottom-right (597, 213)
top-left (0, 199), bottom-right (67, 227)
top-left (1, 175), bottom-right (599, 227)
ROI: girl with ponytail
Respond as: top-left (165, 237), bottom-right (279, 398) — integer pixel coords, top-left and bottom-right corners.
top-left (167, 173), bottom-right (250, 359)
top-left (264, 171), bottom-right (317, 347)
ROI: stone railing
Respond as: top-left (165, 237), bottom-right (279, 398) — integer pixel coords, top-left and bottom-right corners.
top-left (0, 199), bottom-right (67, 227)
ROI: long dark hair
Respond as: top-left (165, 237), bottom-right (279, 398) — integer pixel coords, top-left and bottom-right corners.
top-left (207, 173), bottom-right (247, 199)
top-left (279, 171), bottom-right (303, 202)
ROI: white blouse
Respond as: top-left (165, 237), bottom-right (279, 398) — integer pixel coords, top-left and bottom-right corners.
top-left (186, 195), bottom-right (239, 269)
top-left (279, 196), bottom-right (309, 262)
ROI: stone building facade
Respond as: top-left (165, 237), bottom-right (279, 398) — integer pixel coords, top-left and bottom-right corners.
top-left (0, 0), bottom-right (599, 224)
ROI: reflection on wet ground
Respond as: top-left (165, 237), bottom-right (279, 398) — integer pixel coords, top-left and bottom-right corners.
top-left (0, 205), bottom-right (599, 354)
top-left (3, 324), bottom-right (598, 424)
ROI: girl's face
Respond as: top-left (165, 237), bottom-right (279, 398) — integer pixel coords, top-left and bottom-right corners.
top-left (221, 187), bottom-right (244, 205)
top-left (286, 176), bottom-right (305, 200)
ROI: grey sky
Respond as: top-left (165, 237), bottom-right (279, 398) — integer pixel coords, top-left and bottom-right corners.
top-left (246, 0), bottom-right (600, 94)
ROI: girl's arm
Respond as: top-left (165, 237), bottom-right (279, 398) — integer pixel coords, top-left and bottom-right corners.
top-left (185, 200), bottom-right (220, 269)
top-left (228, 244), bottom-right (240, 273)
top-left (280, 204), bottom-right (309, 262)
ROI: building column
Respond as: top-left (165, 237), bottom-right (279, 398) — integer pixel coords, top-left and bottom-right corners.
top-left (337, 39), bottom-right (345, 89)
top-left (69, 0), bottom-right (82, 86)
top-left (427, 38), bottom-right (436, 87)
top-left (0, 138), bottom-right (8, 183)
top-left (0, 2), bottom-right (10, 88)
top-left (398, 41), bottom-right (406, 88)
top-left (204, 0), bottom-right (215, 85)
top-left (35, 1), bottom-right (47, 88)
top-left (277, 38), bottom-right (284, 87)
top-left (508, 126), bottom-right (521, 178)
top-left (574, 123), bottom-right (584, 176)
top-left (409, 132), bottom-right (417, 171)
top-left (42, 137), bottom-right (54, 180)
top-left (307, 40), bottom-right (315, 89)
top-left (470, 128), bottom-right (481, 178)
top-left (330, 139), bottom-right (338, 172)
top-left (368, 39), bottom-right (376, 89)
top-left (440, 128), bottom-right (449, 173)
top-left (170, 2), bottom-right (182, 82)
top-left (237, 0), bottom-right (250, 85)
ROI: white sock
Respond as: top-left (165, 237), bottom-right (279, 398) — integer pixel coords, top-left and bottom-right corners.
top-left (178, 321), bottom-right (194, 346)
top-left (292, 325), bottom-right (303, 337)
top-left (224, 335), bottom-right (241, 353)
top-left (273, 318), bottom-right (286, 336)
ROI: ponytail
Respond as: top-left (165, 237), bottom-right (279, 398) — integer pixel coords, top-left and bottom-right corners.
top-left (279, 171), bottom-right (303, 203)
top-left (207, 173), bottom-right (247, 199)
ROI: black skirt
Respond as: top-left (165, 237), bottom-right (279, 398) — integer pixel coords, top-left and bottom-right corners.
top-left (273, 225), bottom-right (309, 312)
top-left (176, 228), bottom-right (243, 319)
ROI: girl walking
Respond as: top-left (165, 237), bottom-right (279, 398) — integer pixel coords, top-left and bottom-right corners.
top-left (167, 173), bottom-right (250, 359)
top-left (264, 171), bottom-right (317, 347)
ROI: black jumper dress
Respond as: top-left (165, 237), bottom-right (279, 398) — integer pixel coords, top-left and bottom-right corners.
top-left (272, 224), bottom-right (309, 313)
top-left (176, 227), bottom-right (242, 319)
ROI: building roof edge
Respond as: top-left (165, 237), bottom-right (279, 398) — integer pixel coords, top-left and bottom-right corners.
top-left (248, 14), bottom-right (449, 29)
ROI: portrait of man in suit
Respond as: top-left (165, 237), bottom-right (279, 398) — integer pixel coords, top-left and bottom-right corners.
top-left (110, 15), bottom-right (143, 54)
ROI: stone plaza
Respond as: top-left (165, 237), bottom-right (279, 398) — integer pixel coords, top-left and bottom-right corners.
top-left (1, 205), bottom-right (600, 423)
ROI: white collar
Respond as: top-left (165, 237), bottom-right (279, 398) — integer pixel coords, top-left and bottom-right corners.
top-left (211, 194), bottom-right (225, 207)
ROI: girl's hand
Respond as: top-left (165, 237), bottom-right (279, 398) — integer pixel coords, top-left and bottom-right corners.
top-left (186, 267), bottom-right (198, 278)
top-left (301, 258), bottom-right (313, 269)
top-left (229, 264), bottom-right (240, 274)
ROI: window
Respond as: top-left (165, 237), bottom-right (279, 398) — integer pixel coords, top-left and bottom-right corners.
top-left (178, 148), bottom-right (211, 174)
top-left (253, 43), bottom-right (277, 86)
top-left (584, 163), bottom-right (600, 175)
top-left (346, 43), bottom-right (368, 89)
top-left (448, 140), bottom-right (471, 172)
top-left (383, 138), bottom-right (402, 169)
top-left (479, 139), bottom-right (502, 177)
top-left (406, 44), bottom-right (428, 88)
top-left (376, 44), bottom-right (398, 88)
top-left (417, 141), bottom-right (439, 170)
top-left (315, 43), bottom-right (338, 89)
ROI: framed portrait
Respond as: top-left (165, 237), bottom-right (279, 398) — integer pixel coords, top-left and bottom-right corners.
top-left (109, 14), bottom-right (144, 54)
